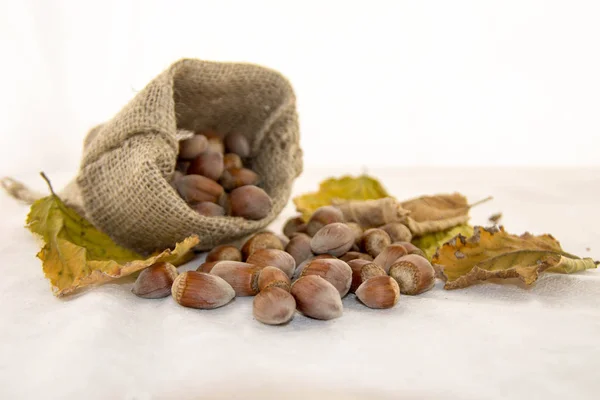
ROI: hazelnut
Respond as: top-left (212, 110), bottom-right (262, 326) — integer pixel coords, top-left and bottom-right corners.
top-left (246, 248), bottom-right (296, 278)
top-left (345, 222), bottom-right (364, 245)
top-left (300, 258), bottom-right (352, 297)
top-left (175, 174), bottom-right (224, 203)
top-left (223, 153), bottom-right (243, 170)
top-left (359, 228), bottom-right (391, 258)
top-left (253, 286), bottom-right (296, 325)
top-left (306, 206), bottom-right (345, 237)
top-left (356, 276), bottom-right (400, 309)
top-left (187, 151), bottom-right (224, 181)
top-left (361, 262), bottom-right (387, 281)
top-left (389, 254), bottom-right (436, 295)
top-left (293, 254), bottom-right (336, 280)
top-left (373, 244), bottom-right (408, 273)
top-left (394, 241), bottom-right (427, 258)
top-left (207, 137), bottom-right (225, 154)
top-left (291, 275), bottom-right (343, 320)
top-left (132, 262), bottom-right (178, 299)
top-left (310, 222), bottom-right (354, 257)
top-left (380, 223), bottom-right (412, 243)
top-left (206, 245), bottom-right (242, 263)
top-left (347, 259), bottom-right (373, 293)
top-left (220, 168), bottom-right (260, 191)
top-left (283, 216), bottom-right (307, 238)
top-left (224, 132), bottom-right (250, 158)
top-left (196, 261), bottom-right (219, 273)
top-left (230, 185), bottom-right (272, 220)
top-left (171, 271), bottom-right (235, 309)
top-left (285, 233), bottom-right (313, 266)
top-left (257, 266), bottom-right (291, 292)
top-left (210, 261), bottom-right (262, 296)
top-left (339, 251), bottom-right (373, 262)
top-left (193, 202), bottom-right (225, 217)
top-left (241, 231), bottom-right (284, 260)
top-left (178, 134), bottom-right (208, 160)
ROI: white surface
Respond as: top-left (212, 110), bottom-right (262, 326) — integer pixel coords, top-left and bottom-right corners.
top-left (1, 167), bottom-right (599, 400)
top-left (1, 0), bottom-right (600, 171)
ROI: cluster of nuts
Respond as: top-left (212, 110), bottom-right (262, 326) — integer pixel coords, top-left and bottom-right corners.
top-left (172, 130), bottom-right (272, 220)
top-left (132, 205), bottom-right (436, 326)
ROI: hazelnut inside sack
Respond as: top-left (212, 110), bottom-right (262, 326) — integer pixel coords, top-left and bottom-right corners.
top-left (76, 59), bottom-right (302, 254)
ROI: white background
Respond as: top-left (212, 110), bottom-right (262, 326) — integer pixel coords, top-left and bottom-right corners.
top-left (1, 0), bottom-right (600, 182)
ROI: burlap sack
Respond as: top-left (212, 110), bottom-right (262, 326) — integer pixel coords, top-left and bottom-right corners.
top-left (5, 59), bottom-right (302, 255)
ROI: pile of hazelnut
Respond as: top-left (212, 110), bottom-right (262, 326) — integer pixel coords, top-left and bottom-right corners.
top-left (172, 130), bottom-right (272, 220)
top-left (131, 205), bottom-right (436, 325)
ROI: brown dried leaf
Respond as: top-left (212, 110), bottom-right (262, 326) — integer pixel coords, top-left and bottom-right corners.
top-left (401, 193), bottom-right (490, 235)
top-left (432, 226), bottom-right (597, 290)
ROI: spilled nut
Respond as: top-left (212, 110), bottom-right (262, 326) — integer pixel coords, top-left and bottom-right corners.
top-left (253, 287), bottom-right (296, 325)
top-left (291, 275), bottom-right (343, 320)
top-left (171, 271), bottom-right (235, 309)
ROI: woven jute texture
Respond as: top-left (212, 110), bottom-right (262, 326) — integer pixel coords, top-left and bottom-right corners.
top-left (74, 59), bottom-right (302, 254)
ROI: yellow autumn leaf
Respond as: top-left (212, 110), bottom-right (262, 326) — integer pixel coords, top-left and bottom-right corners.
top-left (432, 226), bottom-right (597, 290)
top-left (293, 175), bottom-right (390, 221)
top-left (26, 176), bottom-right (199, 296)
top-left (412, 224), bottom-right (475, 260)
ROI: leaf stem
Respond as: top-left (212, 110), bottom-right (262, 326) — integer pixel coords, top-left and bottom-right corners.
top-left (40, 172), bottom-right (56, 196)
top-left (469, 196), bottom-right (493, 208)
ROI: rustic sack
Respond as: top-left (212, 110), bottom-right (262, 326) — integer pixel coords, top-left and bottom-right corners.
top-left (17, 59), bottom-right (302, 254)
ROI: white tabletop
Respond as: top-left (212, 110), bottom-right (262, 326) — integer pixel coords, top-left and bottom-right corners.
top-left (1, 167), bottom-right (599, 400)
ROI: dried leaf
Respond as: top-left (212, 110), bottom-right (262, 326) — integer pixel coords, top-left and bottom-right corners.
top-left (412, 224), bottom-right (474, 260)
top-left (293, 175), bottom-right (390, 221)
top-left (401, 193), bottom-right (469, 222)
top-left (402, 193), bottom-right (492, 235)
top-left (432, 226), bottom-right (597, 290)
top-left (27, 179), bottom-right (199, 296)
top-left (333, 197), bottom-right (410, 229)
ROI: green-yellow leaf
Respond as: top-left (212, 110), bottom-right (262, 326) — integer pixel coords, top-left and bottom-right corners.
top-left (293, 175), bottom-right (390, 221)
top-left (27, 189), bottom-right (199, 297)
top-left (412, 224), bottom-right (475, 260)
